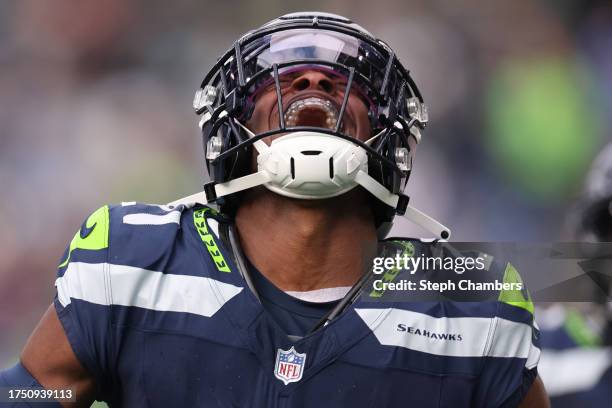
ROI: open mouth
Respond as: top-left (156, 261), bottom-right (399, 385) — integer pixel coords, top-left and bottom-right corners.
top-left (284, 97), bottom-right (340, 131)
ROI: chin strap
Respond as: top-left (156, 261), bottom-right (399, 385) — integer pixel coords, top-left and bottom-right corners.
top-left (169, 168), bottom-right (451, 239)
top-left (353, 170), bottom-right (450, 239)
top-left (171, 128), bottom-right (451, 239)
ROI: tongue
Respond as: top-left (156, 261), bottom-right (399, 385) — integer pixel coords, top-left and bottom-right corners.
top-left (294, 106), bottom-right (329, 128)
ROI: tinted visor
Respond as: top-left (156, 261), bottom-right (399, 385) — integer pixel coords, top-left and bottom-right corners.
top-left (238, 29), bottom-right (391, 110)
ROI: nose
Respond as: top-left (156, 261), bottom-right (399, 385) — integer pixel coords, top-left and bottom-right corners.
top-left (290, 70), bottom-right (335, 94)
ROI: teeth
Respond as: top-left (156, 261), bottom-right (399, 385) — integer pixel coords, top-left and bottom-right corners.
top-left (284, 97), bottom-right (340, 130)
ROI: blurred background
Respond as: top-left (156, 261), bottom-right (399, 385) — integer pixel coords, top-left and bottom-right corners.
top-left (0, 0), bottom-right (611, 387)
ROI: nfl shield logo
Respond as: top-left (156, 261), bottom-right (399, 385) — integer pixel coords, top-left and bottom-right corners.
top-left (274, 346), bottom-right (307, 385)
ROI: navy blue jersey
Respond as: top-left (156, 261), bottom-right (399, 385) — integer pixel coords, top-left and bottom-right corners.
top-left (247, 261), bottom-right (340, 338)
top-left (54, 203), bottom-right (540, 407)
top-left (538, 308), bottom-right (612, 407)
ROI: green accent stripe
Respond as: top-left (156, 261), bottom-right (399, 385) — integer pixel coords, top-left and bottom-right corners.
top-left (369, 241), bottom-right (415, 298)
top-left (498, 263), bottom-right (534, 315)
top-left (58, 205), bottom-right (109, 269)
top-left (564, 308), bottom-right (601, 348)
top-left (193, 208), bottom-right (231, 273)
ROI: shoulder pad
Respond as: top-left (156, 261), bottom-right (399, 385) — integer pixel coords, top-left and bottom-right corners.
top-left (106, 202), bottom-right (186, 270)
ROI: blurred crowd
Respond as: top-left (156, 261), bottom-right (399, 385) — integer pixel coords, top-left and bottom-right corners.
top-left (1, 0), bottom-right (611, 368)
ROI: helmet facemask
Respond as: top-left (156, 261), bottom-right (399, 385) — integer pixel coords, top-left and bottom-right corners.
top-left (173, 14), bottom-right (449, 239)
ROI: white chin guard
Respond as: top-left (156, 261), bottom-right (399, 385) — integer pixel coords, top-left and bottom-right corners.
top-left (258, 132), bottom-right (367, 199)
top-left (169, 131), bottom-right (451, 240)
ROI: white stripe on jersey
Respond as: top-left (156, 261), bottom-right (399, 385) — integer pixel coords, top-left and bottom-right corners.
top-left (538, 347), bottom-right (611, 396)
top-left (56, 262), bottom-right (243, 318)
top-left (356, 308), bottom-right (539, 363)
top-left (123, 212), bottom-right (181, 225)
top-left (525, 340), bottom-right (541, 369)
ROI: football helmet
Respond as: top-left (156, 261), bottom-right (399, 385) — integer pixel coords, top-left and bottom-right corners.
top-left (570, 141), bottom-right (612, 345)
top-left (574, 142), bottom-right (612, 241)
top-left (172, 12), bottom-right (450, 239)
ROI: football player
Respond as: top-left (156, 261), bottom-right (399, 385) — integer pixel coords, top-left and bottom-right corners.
top-left (538, 142), bottom-right (612, 406)
top-left (0, 12), bottom-right (548, 407)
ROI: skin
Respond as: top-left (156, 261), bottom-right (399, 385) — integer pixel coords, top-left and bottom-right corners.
top-left (237, 69), bottom-right (550, 407)
top-left (20, 305), bottom-right (95, 408)
top-left (237, 69), bottom-right (378, 291)
top-left (16, 68), bottom-right (549, 407)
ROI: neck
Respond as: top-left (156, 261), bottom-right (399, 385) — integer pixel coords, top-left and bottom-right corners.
top-left (235, 188), bottom-right (378, 291)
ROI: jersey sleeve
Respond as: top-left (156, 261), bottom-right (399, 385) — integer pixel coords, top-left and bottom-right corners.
top-left (53, 205), bottom-right (115, 396)
top-left (473, 262), bottom-right (541, 408)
